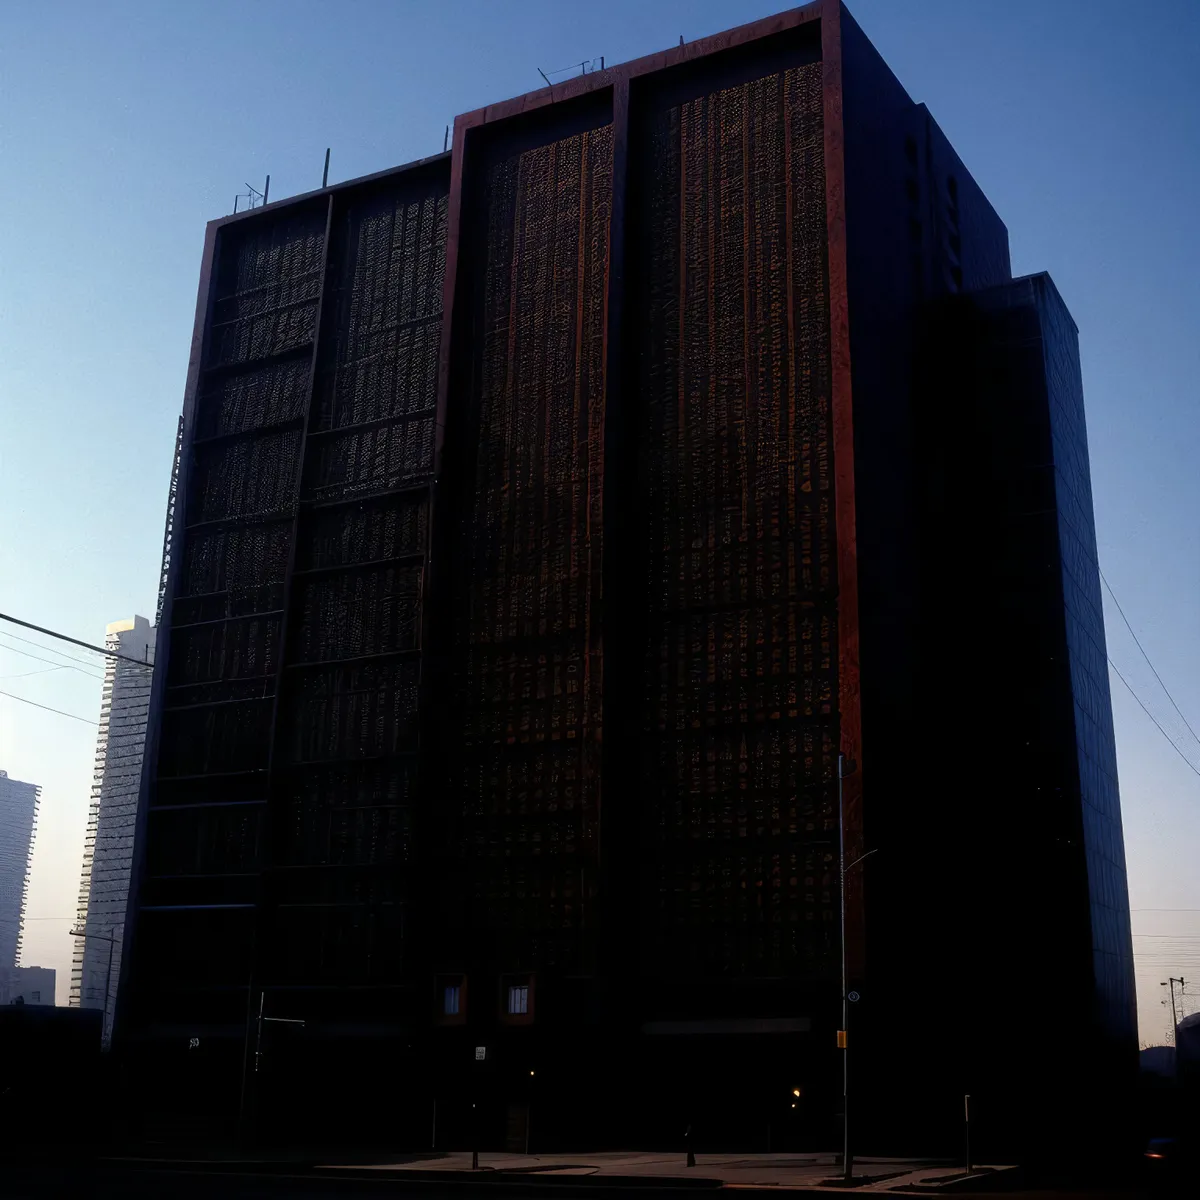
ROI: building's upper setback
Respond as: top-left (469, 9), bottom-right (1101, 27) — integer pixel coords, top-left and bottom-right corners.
top-left (0, 771), bottom-right (41, 968)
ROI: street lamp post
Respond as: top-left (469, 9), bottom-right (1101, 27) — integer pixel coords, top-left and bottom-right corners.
top-left (1162, 977), bottom-right (1185, 1050)
top-left (70, 926), bottom-right (117, 1048)
top-left (837, 754), bottom-right (876, 1184)
top-left (838, 755), bottom-right (850, 1181)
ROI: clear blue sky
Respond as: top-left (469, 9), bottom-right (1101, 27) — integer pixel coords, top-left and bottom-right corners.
top-left (1, 0), bottom-right (1197, 1036)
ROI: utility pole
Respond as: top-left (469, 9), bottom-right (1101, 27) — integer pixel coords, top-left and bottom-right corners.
top-left (70, 926), bottom-right (118, 1049)
top-left (1162, 977), bottom-right (1185, 1046)
top-left (838, 753), bottom-right (851, 1183)
top-left (837, 756), bottom-right (875, 1183)
top-left (253, 990), bottom-right (305, 1075)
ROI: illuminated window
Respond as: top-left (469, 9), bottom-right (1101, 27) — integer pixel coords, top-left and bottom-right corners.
top-left (507, 984), bottom-right (529, 1015)
top-left (435, 974), bottom-right (466, 1023)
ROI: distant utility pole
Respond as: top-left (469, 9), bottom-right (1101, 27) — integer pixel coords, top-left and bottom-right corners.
top-left (1162, 976), bottom-right (1185, 1046)
top-left (69, 926), bottom-right (118, 1049)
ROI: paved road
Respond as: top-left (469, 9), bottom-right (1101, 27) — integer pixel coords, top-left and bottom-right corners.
top-left (0, 1161), bottom-right (1169, 1200)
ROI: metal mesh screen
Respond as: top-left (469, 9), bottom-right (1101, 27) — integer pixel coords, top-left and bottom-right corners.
top-left (297, 494), bottom-right (427, 572)
top-left (635, 64), bottom-right (838, 978)
top-left (175, 521), bottom-right (292, 625)
top-left (282, 659), bottom-right (421, 765)
top-left (190, 429), bottom-right (303, 524)
top-left (208, 210), bottom-right (326, 366)
top-left (195, 357), bottom-right (311, 441)
top-left (169, 615), bottom-right (281, 685)
top-left (303, 188), bottom-right (447, 503)
top-left (275, 760), bottom-right (414, 869)
top-left (253, 173), bottom-right (448, 996)
top-left (449, 121), bottom-right (612, 971)
top-left (303, 418), bottom-right (435, 500)
top-left (137, 173), bottom-right (447, 1010)
top-left (292, 565), bottom-right (421, 663)
top-left (157, 697), bottom-right (274, 778)
top-left (145, 805), bottom-right (266, 875)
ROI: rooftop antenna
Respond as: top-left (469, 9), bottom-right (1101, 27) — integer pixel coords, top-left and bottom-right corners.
top-left (322, 148), bottom-right (330, 188)
top-left (234, 180), bottom-right (265, 214)
top-left (537, 67), bottom-right (554, 96)
top-left (443, 125), bottom-right (449, 153)
top-left (680, 35), bottom-right (685, 46)
top-left (263, 174), bottom-right (270, 205)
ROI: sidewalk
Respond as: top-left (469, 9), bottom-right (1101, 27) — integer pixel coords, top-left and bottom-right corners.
top-left (322, 1151), bottom-right (1019, 1192)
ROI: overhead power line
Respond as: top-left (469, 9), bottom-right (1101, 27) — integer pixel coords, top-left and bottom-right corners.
top-left (1108, 658), bottom-right (1200, 781)
top-left (0, 665), bottom-right (67, 682)
top-left (0, 612), bottom-right (152, 669)
top-left (1101, 569), bottom-right (1200, 753)
top-left (0, 636), bottom-right (104, 680)
top-left (0, 687), bottom-right (97, 725)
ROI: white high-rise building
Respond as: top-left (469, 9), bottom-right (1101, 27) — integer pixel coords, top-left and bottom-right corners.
top-left (0, 770), bottom-right (40, 968)
top-left (71, 616), bottom-right (155, 1044)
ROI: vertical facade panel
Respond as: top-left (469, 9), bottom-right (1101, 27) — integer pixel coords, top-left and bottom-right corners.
top-left (124, 162), bottom-right (451, 1106)
top-left (446, 106), bottom-right (614, 975)
top-left (632, 59), bottom-right (838, 981)
top-left (124, 204), bottom-right (330, 1041)
top-left (265, 171), bottom-right (450, 997)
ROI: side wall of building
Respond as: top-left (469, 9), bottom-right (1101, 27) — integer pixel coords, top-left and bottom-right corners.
top-left (838, 3), bottom-right (1015, 1152)
top-left (118, 157), bottom-right (452, 1143)
top-left (904, 273), bottom-right (1135, 1158)
top-left (1032, 273), bottom-right (1138, 1064)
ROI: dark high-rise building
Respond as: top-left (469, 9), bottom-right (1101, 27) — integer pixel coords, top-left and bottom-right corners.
top-left (119, 0), bottom-right (1135, 1159)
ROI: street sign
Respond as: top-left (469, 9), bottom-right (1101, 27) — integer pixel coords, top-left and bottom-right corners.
top-left (847, 991), bottom-right (860, 1003)
top-left (475, 1045), bottom-right (487, 1061)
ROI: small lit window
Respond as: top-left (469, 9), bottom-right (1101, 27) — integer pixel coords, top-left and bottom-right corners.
top-left (508, 985), bottom-right (529, 1015)
top-left (435, 974), bottom-right (466, 1023)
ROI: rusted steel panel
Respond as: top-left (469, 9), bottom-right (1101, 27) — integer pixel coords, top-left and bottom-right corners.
top-left (630, 46), bottom-right (842, 980)
top-left (444, 103), bottom-right (614, 973)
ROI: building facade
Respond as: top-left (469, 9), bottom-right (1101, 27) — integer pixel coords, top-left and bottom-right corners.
top-left (0, 770), bottom-right (40, 969)
top-left (71, 616), bottom-right (155, 1046)
top-left (119, 0), bottom-right (1136, 1158)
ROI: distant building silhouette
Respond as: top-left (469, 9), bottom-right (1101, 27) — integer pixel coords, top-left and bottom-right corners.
top-left (0, 965), bottom-right (55, 1006)
top-left (118, 0), bottom-right (1135, 1159)
top-left (0, 770), bottom-right (39, 969)
top-left (71, 616), bottom-right (155, 1046)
